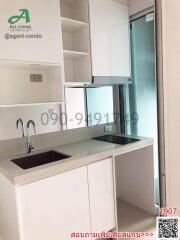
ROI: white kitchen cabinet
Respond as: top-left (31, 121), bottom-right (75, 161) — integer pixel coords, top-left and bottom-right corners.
top-left (16, 167), bottom-right (91, 240)
top-left (89, 0), bottom-right (130, 78)
top-left (60, 0), bottom-right (92, 85)
top-left (0, 158), bottom-right (117, 240)
top-left (88, 158), bottom-right (116, 233)
top-left (0, 0), bottom-right (62, 64)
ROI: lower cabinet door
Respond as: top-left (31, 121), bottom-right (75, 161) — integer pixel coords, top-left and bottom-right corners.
top-left (88, 158), bottom-right (116, 233)
top-left (16, 167), bottom-right (91, 240)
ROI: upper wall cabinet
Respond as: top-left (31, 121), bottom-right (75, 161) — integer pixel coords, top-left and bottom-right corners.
top-left (0, 0), bottom-right (62, 64)
top-left (89, 0), bottom-right (131, 79)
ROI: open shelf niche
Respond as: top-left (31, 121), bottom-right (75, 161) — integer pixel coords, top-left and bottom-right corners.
top-left (61, 17), bottom-right (88, 32)
top-left (0, 64), bottom-right (64, 106)
top-left (60, 0), bottom-right (92, 85)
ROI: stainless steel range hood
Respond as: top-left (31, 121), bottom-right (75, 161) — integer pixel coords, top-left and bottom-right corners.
top-left (65, 76), bottom-right (132, 88)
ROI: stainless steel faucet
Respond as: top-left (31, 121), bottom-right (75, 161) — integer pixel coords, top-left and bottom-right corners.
top-left (26, 120), bottom-right (36, 154)
top-left (16, 118), bottom-right (25, 137)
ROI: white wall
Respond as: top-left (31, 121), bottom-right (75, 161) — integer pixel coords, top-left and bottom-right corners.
top-left (0, 63), bottom-right (65, 140)
top-left (0, 104), bottom-right (62, 140)
top-left (65, 88), bottom-right (86, 130)
top-left (160, 0), bottom-right (180, 216)
top-left (116, 146), bottom-right (155, 215)
top-left (0, 65), bottom-right (63, 105)
top-left (128, 0), bottom-right (154, 16)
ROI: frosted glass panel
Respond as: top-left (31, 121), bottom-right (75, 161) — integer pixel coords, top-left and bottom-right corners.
top-left (129, 15), bottom-right (157, 138)
top-left (86, 87), bottom-right (114, 126)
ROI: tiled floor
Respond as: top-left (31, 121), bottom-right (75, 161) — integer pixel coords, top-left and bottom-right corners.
top-left (117, 199), bottom-right (157, 240)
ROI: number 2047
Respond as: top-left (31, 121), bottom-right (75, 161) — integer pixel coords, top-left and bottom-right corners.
top-left (160, 208), bottom-right (177, 216)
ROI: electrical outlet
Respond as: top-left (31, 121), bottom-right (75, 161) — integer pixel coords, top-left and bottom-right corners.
top-left (30, 74), bottom-right (43, 82)
top-left (104, 125), bottom-right (113, 132)
top-left (49, 109), bottom-right (55, 114)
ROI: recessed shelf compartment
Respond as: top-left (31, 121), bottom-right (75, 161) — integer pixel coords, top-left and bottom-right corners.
top-left (64, 56), bottom-right (91, 83)
top-left (64, 50), bottom-right (89, 59)
top-left (61, 17), bottom-right (88, 32)
top-left (60, 0), bottom-right (89, 22)
top-left (0, 65), bottom-right (64, 105)
top-left (62, 26), bottom-right (90, 53)
top-left (60, 0), bottom-right (92, 85)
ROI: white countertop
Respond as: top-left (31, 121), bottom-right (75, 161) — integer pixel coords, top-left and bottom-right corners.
top-left (0, 135), bottom-right (153, 186)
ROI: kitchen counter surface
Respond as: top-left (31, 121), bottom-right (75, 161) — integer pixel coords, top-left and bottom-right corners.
top-left (0, 135), bottom-right (153, 186)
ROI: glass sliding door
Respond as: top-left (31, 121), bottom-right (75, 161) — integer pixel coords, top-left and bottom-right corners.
top-left (121, 12), bottom-right (160, 204)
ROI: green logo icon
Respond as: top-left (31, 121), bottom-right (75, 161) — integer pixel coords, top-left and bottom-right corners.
top-left (8, 9), bottom-right (30, 24)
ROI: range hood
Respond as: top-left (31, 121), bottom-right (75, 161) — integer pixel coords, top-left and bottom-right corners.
top-left (92, 76), bottom-right (132, 85)
top-left (65, 76), bottom-right (132, 88)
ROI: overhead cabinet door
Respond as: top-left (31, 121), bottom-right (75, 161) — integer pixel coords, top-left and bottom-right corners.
top-left (0, 0), bottom-right (62, 64)
top-left (89, 0), bottom-right (130, 81)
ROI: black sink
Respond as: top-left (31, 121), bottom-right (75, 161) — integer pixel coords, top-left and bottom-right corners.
top-left (11, 151), bottom-right (71, 170)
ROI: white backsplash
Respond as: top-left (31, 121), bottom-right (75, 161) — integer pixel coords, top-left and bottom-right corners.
top-left (0, 104), bottom-right (63, 140)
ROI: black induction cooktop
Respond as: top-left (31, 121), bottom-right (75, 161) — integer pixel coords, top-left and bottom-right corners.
top-left (93, 135), bottom-right (140, 145)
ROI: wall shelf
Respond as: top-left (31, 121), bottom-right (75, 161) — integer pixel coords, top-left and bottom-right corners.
top-left (64, 82), bottom-right (90, 87)
top-left (60, 0), bottom-right (89, 22)
top-left (60, 0), bottom-right (92, 85)
top-left (0, 59), bottom-right (61, 68)
top-left (61, 17), bottom-right (88, 33)
top-left (61, 0), bottom-right (75, 4)
top-left (63, 50), bottom-right (89, 59)
top-left (0, 102), bottom-right (66, 108)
